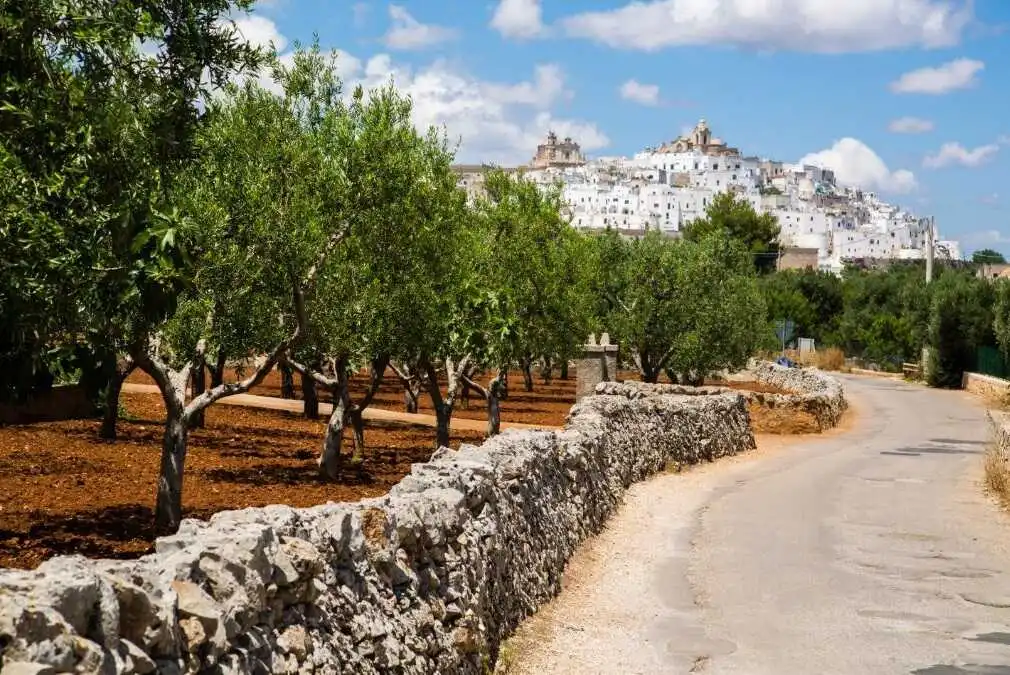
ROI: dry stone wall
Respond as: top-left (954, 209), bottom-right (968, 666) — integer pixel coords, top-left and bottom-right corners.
top-left (0, 391), bottom-right (755, 675)
top-left (606, 362), bottom-right (847, 433)
top-left (988, 410), bottom-right (1010, 463)
top-left (964, 372), bottom-right (1010, 403)
top-left (746, 361), bottom-right (847, 431)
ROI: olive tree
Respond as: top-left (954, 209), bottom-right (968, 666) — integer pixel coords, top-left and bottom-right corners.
top-left (594, 229), bottom-right (767, 384)
top-left (129, 47), bottom-right (360, 533)
top-left (283, 78), bottom-right (463, 477)
top-left (0, 0), bottom-right (262, 420)
top-left (462, 170), bottom-right (594, 433)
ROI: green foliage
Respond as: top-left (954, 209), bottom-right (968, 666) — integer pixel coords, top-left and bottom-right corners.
top-left (683, 191), bottom-right (780, 273)
top-left (0, 0), bottom-right (263, 400)
top-left (927, 271), bottom-right (996, 388)
top-left (996, 281), bottom-right (1010, 361)
top-left (472, 171), bottom-right (595, 371)
top-left (593, 230), bottom-right (768, 384)
top-left (760, 269), bottom-right (843, 345)
top-left (973, 248), bottom-right (1007, 265)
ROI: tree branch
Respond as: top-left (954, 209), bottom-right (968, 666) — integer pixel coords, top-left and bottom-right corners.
top-left (185, 335), bottom-right (294, 415)
top-left (353, 355), bottom-right (388, 412)
top-left (282, 353), bottom-right (339, 389)
top-left (461, 373), bottom-right (488, 401)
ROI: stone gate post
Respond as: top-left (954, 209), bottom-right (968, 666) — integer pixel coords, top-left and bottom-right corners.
top-left (576, 333), bottom-right (620, 401)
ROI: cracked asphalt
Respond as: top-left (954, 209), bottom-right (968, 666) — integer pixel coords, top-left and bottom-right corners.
top-left (510, 375), bottom-right (1010, 675)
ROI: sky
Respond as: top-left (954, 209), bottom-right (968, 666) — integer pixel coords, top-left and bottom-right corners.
top-left (238, 0), bottom-right (1010, 256)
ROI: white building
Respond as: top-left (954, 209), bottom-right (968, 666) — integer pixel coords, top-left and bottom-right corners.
top-left (457, 121), bottom-right (960, 272)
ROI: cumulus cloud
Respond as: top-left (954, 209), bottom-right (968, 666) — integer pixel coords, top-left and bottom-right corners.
top-left (923, 141), bottom-right (1000, 168)
top-left (799, 138), bottom-right (917, 194)
top-left (382, 5), bottom-right (457, 50)
top-left (490, 0), bottom-right (545, 39)
top-left (559, 0), bottom-right (971, 53)
top-left (228, 15), bottom-right (607, 165)
top-left (619, 79), bottom-right (660, 106)
top-left (482, 64), bottom-right (569, 109)
top-left (233, 14), bottom-right (287, 52)
top-left (889, 58), bottom-right (984, 94)
top-left (888, 117), bottom-right (934, 134)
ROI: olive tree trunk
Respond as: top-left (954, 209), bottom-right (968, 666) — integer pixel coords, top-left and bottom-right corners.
top-left (424, 356), bottom-right (470, 449)
top-left (301, 369), bottom-right (319, 419)
top-left (189, 360), bottom-right (207, 429)
top-left (99, 357), bottom-right (134, 441)
top-left (133, 338), bottom-right (289, 534)
top-left (521, 357), bottom-right (534, 392)
top-left (319, 383), bottom-right (349, 480)
top-left (209, 349), bottom-right (227, 388)
top-left (279, 362), bottom-right (295, 398)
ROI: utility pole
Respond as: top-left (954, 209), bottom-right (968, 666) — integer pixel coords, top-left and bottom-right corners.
top-left (925, 216), bottom-right (934, 284)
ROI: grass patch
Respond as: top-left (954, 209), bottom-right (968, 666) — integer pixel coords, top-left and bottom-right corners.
top-left (491, 640), bottom-right (519, 674)
top-left (984, 443), bottom-right (1010, 509)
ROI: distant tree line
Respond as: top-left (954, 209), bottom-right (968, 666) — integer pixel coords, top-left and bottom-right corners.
top-left (759, 261), bottom-right (1010, 387)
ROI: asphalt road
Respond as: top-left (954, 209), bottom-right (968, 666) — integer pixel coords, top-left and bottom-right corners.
top-left (511, 375), bottom-right (1010, 675)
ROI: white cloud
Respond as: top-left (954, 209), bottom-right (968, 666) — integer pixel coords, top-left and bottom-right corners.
top-left (382, 5), bottom-right (457, 50)
top-left (923, 141), bottom-right (999, 168)
top-left (491, 0), bottom-right (545, 39)
top-left (620, 79), bottom-right (660, 106)
top-left (230, 18), bottom-right (607, 165)
top-left (354, 58), bottom-right (607, 164)
top-left (559, 0), bottom-right (971, 53)
top-left (799, 138), bottom-right (917, 194)
top-left (888, 117), bottom-right (934, 134)
top-left (233, 14), bottom-right (287, 52)
top-left (889, 58), bottom-right (984, 94)
top-left (482, 64), bottom-right (569, 109)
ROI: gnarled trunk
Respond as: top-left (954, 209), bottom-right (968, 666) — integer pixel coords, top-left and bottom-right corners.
top-left (319, 385), bottom-right (348, 480)
top-left (560, 359), bottom-right (569, 380)
top-left (99, 359), bottom-right (133, 440)
top-left (279, 363), bottom-right (295, 399)
top-left (349, 409), bottom-right (365, 464)
top-left (155, 411), bottom-right (189, 534)
top-left (301, 370), bottom-right (319, 419)
top-left (521, 357), bottom-right (534, 392)
top-left (487, 375), bottom-right (505, 437)
top-left (210, 349), bottom-right (227, 388)
top-left (403, 387), bottom-right (419, 413)
top-left (540, 356), bottom-right (553, 384)
top-left (190, 363), bottom-right (207, 429)
top-left (435, 404), bottom-right (452, 449)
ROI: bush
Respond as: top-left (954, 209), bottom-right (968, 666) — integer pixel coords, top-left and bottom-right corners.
top-left (927, 272), bottom-right (996, 388)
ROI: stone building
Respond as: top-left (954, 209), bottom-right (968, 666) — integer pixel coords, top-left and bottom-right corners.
top-left (656, 119), bottom-right (741, 157)
top-left (529, 131), bottom-right (586, 169)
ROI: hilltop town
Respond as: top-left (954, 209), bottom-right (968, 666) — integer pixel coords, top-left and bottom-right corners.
top-left (456, 120), bottom-right (961, 273)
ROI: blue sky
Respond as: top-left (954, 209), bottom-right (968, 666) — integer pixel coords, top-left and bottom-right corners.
top-left (243, 0), bottom-right (1010, 255)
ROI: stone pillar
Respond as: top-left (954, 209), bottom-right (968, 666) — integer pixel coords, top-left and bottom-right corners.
top-left (576, 333), bottom-right (620, 401)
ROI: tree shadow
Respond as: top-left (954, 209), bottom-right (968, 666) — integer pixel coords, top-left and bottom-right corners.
top-left (201, 463), bottom-right (377, 487)
top-left (912, 665), bottom-right (1010, 674)
top-left (882, 445), bottom-right (983, 457)
top-left (0, 503), bottom-right (213, 565)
